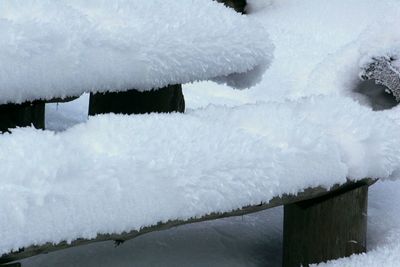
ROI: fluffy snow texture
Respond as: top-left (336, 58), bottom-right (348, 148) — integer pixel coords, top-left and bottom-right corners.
top-left (1, 96), bottom-right (400, 255)
top-left (2, 0), bottom-right (400, 262)
top-left (237, 0), bottom-right (400, 106)
top-left (0, 0), bottom-right (272, 104)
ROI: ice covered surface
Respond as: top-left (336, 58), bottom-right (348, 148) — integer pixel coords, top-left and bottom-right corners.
top-left (0, 0), bottom-right (272, 104)
top-left (1, 96), bottom-right (400, 255)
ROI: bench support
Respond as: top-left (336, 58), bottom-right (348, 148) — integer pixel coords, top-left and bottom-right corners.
top-left (88, 85), bottom-right (184, 115)
top-left (283, 183), bottom-right (368, 267)
top-left (0, 101), bottom-right (45, 132)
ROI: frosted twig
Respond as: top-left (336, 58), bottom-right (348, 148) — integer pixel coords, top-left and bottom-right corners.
top-left (361, 56), bottom-right (400, 101)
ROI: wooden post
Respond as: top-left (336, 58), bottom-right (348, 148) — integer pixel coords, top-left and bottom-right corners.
top-left (282, 184), bottom-right (368, 267)
top-left (0, 101), bottom-right (45, 133)
top-left (88, 85), bottom-right (184, 115)
top-left (216, 0), bottom-right (247, 13)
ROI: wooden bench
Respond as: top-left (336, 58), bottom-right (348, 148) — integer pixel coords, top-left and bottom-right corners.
top-left (0, 1), bottom-right (393, 267)
top-left (0, 0), bottom-right (250, 133)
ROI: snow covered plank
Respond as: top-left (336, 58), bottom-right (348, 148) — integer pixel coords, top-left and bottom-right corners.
top-left (0, 97), bottom-right (399, 261)
top-left (0, 0), bottom-right (272, 105)
top-left (88, 0), bottom-right (244, 116)
top-left (0, 179), bottom-right (375, 265)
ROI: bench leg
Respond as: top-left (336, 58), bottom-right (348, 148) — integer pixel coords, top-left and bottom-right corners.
top-left (282, 184), bottom-right (368, 267)
top-left (88, 85), bottom-right (185, 116)
top-left (0, 101), bottom-right (45, 133)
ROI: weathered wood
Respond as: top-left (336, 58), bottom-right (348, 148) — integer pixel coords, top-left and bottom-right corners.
top-left (283, 183), bottom-right (369, 267)
top-left (216, 0), bottom-right (247, 13)
top-left (88, 85), bottom-right (185, 115)
top-left (0, 179), bottom-right (375, 265)
top-left (0, 101), bottom-right (45, 133)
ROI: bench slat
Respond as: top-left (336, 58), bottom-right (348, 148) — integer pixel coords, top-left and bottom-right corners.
top-left (0, 178), bottom-right (375, 265)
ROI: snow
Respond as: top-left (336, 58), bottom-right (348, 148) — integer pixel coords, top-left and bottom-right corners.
top-left (238, 0), bottom-right (400, 105)
top-left (19, 180), bottom-right (400, 267)
top-left (1, 0), bottom-right (400, 265)
top-left (0, 0), bottom-right (272, 104)
top-left (1, 95), bottom-right (399, 256)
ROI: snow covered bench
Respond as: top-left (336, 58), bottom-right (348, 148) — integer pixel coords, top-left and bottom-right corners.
top-left (0, 178), bottom-right (376, 267)
top-left (1, 1), bottom-right (397, 267)
top-left (1, 95), bottom-right (397, 267)
top-left (0, 0), bottom-right (270, 131)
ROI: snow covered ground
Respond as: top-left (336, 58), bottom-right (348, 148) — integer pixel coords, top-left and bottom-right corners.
top-left (2, 0), bottom-right (400, 266)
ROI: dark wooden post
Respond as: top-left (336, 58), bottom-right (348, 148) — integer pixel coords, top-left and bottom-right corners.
top-left (282, 184), bottom-right (368, 267)
top-left (216, 0), bottom-right (247, 13)
top-left (0, 101), bottom-right (45, 133)
top-left (89, 85), bottom-right (184, 115)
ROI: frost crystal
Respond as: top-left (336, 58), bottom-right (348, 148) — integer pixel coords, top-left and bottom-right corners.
top-left (361, 56), bottom-right (400, 101)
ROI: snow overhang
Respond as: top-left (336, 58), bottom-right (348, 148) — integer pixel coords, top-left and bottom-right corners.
top-left (0, 0), bottom-right (273, 104)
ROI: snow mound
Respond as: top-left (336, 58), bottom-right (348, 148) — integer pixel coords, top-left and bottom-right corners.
top-left (0, 0), bottom-right (273, 104)
top-left (1, 95), bottom-right (399, 255)
top-left (244, 0), bottom-right (400, 105)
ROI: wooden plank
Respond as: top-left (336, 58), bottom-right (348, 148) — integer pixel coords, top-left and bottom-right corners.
top-left (0, 179), bottom-right (375, 264)
top-left (0, 101), bottom-right (45, 133)
top-left (88, 85), bottom-right (185, 116)
top-left (283, 183), bottom-right (368, 267)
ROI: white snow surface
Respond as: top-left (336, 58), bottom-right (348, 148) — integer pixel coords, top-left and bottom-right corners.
top-left (0, 0), bottom-right (272, 104)
top-left (1, 96), bottom-right (399, 255)
top-left (1, 0), bottom-right (400, 264)
top-left (239, 0), bottom-right (400, 105)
